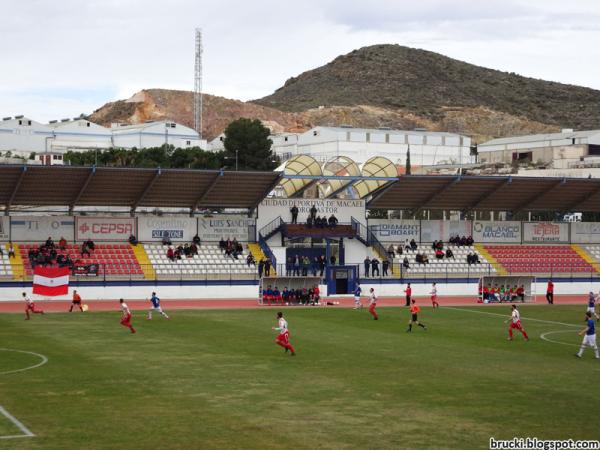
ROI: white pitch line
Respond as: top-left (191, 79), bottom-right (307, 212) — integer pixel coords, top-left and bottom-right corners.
top-left (0, 349), bottom-right (48, 375)
top-left (443, 306), bottom-right (580, 328)
top-left (0, 406), bottom-right (35, 439)
top-left (539, 330), bottom-right (581, 348)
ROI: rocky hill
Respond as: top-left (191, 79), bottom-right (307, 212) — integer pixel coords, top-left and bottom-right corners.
top-left (90, 44), bottom-right (600, 143)
top-left (255, 44), bottom-right (600, 131)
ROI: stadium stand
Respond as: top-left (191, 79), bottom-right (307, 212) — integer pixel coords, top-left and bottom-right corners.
top-left (18, 243), bottom-right (143, 277)
top-left (396, 245), bottom-right (495, 275)
top-left (484, 245), bottom-right (595, 274)
top-left (144, 244), bottom-right (256, 279)
top-left (0, 247), bottom-right (13, 279)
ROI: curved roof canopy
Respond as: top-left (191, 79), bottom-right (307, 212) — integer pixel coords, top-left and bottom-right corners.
top-left (353, 156), bottom-right (398, 199)
top-left (278, 155), bottom-right (323, 198)
top-left (318, 156), bottom-right (361, 199)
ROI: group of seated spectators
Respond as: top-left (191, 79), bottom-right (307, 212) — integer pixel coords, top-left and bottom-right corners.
top-left (449, 235), bottom-right (474, 246)
top-left (435, 247), bottom-right (454, 259)
top-left (415, 252), bottom-right (430, 265)
top-left (481, 284), bottom-right (525, 302)
top-left (466, 252), bottom-right (480, 265)
top-left (219, 237), bottom-right (243, 259)
top-left (306, 214), bottom-right (338, 228)
top-left (166, 242), bottom-right (200, 261)
top-left (262, 284), bottom-right (320, 306)
top-left (27, 236), bottom-right (95, 268)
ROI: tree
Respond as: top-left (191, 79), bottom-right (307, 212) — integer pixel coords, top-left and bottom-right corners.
top-left (223, 118), bottom-right (279, 171)
top-left (405, 144), bottom-right (411, 175)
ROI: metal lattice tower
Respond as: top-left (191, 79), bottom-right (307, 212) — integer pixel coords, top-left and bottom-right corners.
top-left (193, 28), bottom-right (203, 138)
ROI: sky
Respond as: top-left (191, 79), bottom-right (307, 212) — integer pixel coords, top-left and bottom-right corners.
top-left (1, 0), bottom-right (600, 123)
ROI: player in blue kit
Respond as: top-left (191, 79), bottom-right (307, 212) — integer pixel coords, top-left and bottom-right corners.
top-left (147, 292), bottom-right (169, 320)
top-left (353, 282), bottom-right (363, 309)
top-left (575, 311), bottom-right (599, 359)
top-left (586, 292), bottom-right (599, 322)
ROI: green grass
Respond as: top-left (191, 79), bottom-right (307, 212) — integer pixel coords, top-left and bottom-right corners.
top-left (0, 305), bottom-right (598, 449)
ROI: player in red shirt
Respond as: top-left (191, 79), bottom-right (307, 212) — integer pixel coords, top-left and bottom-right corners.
top-left (69, 290), bottom-right (84, 312)
top-left (404, 283), bottom-right (412, 307)
top-left (23, 292), bottom-right (43, 320)
top-left (505, 304), bottom-right (529, 341)
top-left (119, 299), bottom-right (136, 334)
top-left (546, 280), bottom-right (554, 304)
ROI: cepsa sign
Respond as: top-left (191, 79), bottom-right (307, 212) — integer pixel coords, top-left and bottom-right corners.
top-left (75, 217), bottom-right (136, 242)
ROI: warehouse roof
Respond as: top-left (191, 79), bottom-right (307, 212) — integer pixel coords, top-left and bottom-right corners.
top-left (479, 130), bottom-right (600, 149)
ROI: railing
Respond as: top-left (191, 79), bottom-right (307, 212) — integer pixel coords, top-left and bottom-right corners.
top-left (367, 228), bottom-right (388, 260)
top-left (258, 234), bottom-right (277, 268)
top-left (258, 216), bottom-right (284, 241)
top-left (351, 217), bottom-right (368, 244)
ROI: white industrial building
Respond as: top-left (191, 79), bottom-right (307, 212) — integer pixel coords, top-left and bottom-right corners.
top-left (0, 116), bottom-right (205, 164)
top-left (478, 129), bottom-right (600, 168)
top-left (270, 126), bottom-right (473, 166)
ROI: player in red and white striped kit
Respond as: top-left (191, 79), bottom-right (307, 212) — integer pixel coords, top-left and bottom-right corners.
top-left (273, 312), bottom-right (295, 356)
top-left (505, 304), bottom-right (529, 341)
top-left (430, 283), bottom-right (440, 309)
top-left (119, 299), bottom-right (136, 334)
top-left (23, 292), bottom-right (44, 320)
top-left (368, 288), bottom-right (379, 320)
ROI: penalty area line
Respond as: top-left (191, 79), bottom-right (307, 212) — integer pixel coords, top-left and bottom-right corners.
top-left (443, 306), bottom-right (580, 328)
top-left (0, 406), bottom-right (35, 439)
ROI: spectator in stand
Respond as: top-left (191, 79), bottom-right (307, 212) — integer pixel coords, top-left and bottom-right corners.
top-left (310, 205), bottom-right (318, 221)
top-left (319, 255), bottom-right (326, 277)
top-left (56, 254), bottom-right (65, 265)
top-left (435, 248), bottom-right (444, 260)
top-left (382, 259), bottom-right (389, 277)
top-left (166, 246), bottom-right (175, 261)
top-left (312, 257), bottom-right (319, 276)
top-left (302, 256), bottom-right (310, 276)
top-left (416, 252), bottom-right (423, 264)
top-left (395, 244), bottom-right (403, 256)
top-left (128, 234), bottom-right (138, 246)
top-left (81, 242), bottom-right (91, 257)
top-left (445, 248), bottom-right (454, 259)
top-left (86, 239), bottom-right (95, 250)
top-left (466, 235), bottom-right (474, 246)
top-left (190, 243), bottom-right (198, 256)
top-left (285, 257), bottom-right (292, 276)
top-left (437, 240), bottom-right (444, 250)
top-left (387, 244), bottom-right (395, 260)
top-left (219, 237), bottom-right (226, 252)
top-left (473, 253), bottom-right (480, 264)
top-left (193, 234), bottom-right (201, 245)
top-left (404, 239), bottom-right (411, 252)
top-left (432, 240), bottom-right (438, 250)
top-left (45, 237), bottom-right (55, 248)
top-left (459, 236), bottom-right (467, 246)
top-left (371, 258), bottom-right (380, 277)
top-left (290, 204), bottom-right (299, 224)
top-left (246, 253), bottom-right (255, 267)
top-left (291, 255), bottom-right (299, 276)
top-left (330, 254), bottom-right (337, 265)
top-left (161, 232), bottom-right (172, 246)
top-left (59, 236), bottom-right (67, 250)
top-left (258, 259), bottom-right (265, 278)
top-left (306, 215), bottom-right (313, 228)
top-left (317, 216), bottom-right (326, 228)
top-left (265, 258), bottom-right (272, 277)
top-left (64, 254), bottom-right (73, 269)
top-left (328, 214), bottom-right (338, 228)
top-left (467, 252), bottom-right (474, 265)
top-left (403, 256), bottom-right (410, 270)
top-left (364, 256), bottom-right (371, 277)
top-left (410, 239), bottom-right (418, 251)
top-left (8, 242), bottom-right (15, 258)
top-left (174, 247), bottom-right (182, 260)
top-left (422, 254), bottom-right (429, 265)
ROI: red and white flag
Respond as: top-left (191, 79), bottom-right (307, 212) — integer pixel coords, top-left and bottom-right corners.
top-left (33, 266), bottom-right (70, 296)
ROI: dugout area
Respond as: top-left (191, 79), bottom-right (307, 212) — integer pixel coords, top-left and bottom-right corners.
top-left (480, 275), bottom-right (536, 303)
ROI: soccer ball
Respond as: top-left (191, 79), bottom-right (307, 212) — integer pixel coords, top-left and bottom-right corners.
top-left (82, 304), bottom-right (89, 312)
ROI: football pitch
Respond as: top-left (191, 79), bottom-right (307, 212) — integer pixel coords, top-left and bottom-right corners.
top-left (0, 304), bottom-right (598, 449)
